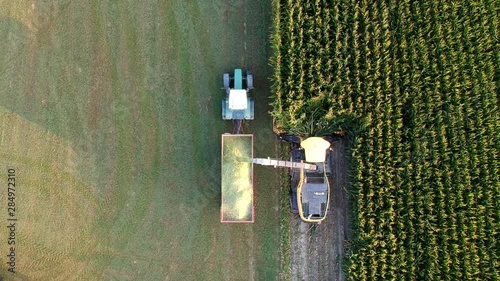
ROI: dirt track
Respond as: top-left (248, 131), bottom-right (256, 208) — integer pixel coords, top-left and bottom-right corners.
top-left (289, 138), bottom-right (352, 281)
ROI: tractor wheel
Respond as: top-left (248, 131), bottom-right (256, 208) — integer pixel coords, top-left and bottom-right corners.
top-left (246, 72), bottom-right (253, 90)
top-left (223, 73), bottom-right (230, 89)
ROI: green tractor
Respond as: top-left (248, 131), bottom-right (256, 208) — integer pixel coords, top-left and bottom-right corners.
top-left (222, 69), bottom-right (254, 121)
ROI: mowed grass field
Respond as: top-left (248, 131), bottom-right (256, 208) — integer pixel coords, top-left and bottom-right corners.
top-left (0, 0), bottom-right (280, 280)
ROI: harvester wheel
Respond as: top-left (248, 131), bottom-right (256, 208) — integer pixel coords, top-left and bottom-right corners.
top-left (246, 72), bottom-right (253, 90)
top-left (223, 73), bottom-right (230, 89)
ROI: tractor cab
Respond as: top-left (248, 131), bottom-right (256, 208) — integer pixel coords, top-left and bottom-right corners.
top-left (222, 69), bottom-right (254, 120)
top-left (228, 89), bottom-right (249, 110)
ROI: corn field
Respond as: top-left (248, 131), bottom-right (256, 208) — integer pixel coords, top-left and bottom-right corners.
top-left (271, 0), bottom-right (499, 280)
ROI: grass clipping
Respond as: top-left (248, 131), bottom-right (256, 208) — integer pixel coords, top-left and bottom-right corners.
top-left (221, 135), bottom-right (253, 222)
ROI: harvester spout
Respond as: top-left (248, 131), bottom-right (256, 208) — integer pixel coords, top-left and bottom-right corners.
top-left (251, 157), bottom-right (317, 171)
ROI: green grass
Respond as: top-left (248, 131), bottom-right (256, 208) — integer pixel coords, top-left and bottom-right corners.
top-left (278, 143), bottom-right (292, 281)
top-left (0, 0), bottom-right (279, 280)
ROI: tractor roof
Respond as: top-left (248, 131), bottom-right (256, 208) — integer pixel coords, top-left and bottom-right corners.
top-left (228, 89), bottom-right (248, 110)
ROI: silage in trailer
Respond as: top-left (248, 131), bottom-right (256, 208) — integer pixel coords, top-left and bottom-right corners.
top-left (221, 134), bottom-right (254, 223)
